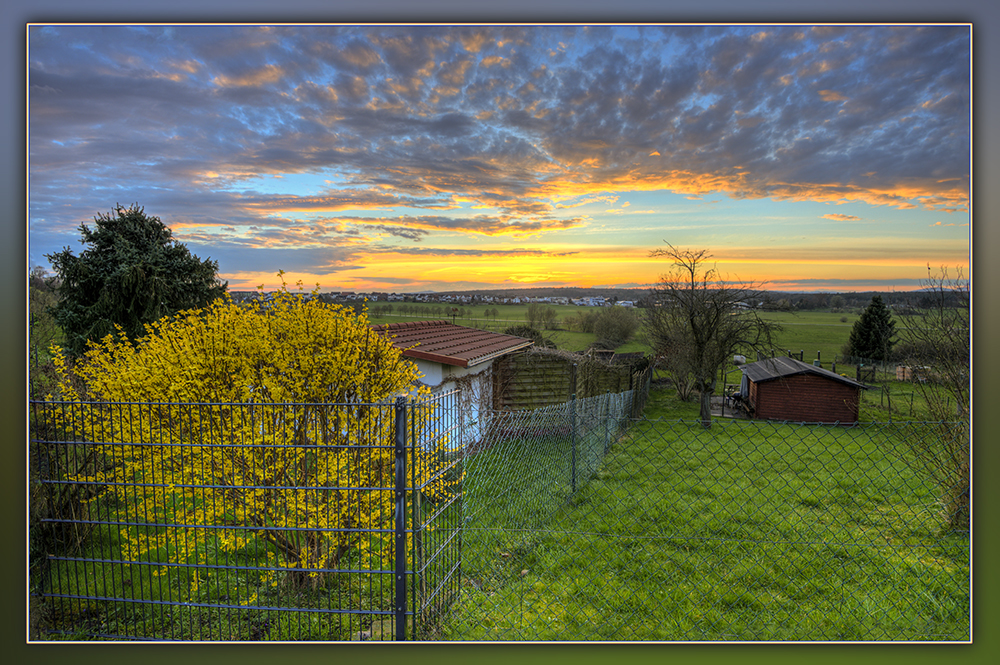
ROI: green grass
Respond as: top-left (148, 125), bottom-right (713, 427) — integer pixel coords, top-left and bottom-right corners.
top-left (755, 310), bottom-right (859, 363)
top-left (369, 304), bottom-right (855, 358)
top-left (371, 300), bottom-right (954, 423)
top-left (34, 388), bottom-right (969, 642)
top-left (38, 534), bottom-right (402, 641)
top-left (443, 388), bottom-right (970, 641)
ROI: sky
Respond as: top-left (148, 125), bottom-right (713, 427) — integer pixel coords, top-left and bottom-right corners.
top-left (27, 23), bottom-right (971, 294)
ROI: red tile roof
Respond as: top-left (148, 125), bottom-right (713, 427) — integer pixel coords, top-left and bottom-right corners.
top-left (371, 320), bottom-right (534, 368)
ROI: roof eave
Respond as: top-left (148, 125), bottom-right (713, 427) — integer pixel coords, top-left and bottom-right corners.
top-left (400, 340), bottom-right (534, 368)
top-left (745, 367), bottom-right (867, 389)
top-left (403, 348), bottom-right (471, 368)
top-left (465, 340), bottom-right (534, 367)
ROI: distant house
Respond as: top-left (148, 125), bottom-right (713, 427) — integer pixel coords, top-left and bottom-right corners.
top-left (737, 356), bottom-right (868, 424)
top-left (371, 320), bottom-right (534, 446)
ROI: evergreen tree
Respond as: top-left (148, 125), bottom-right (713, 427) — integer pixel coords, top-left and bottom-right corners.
top-left (46, 204), bottom-right (227, 355)
top-left (846, 295), bottom-right (896, 362)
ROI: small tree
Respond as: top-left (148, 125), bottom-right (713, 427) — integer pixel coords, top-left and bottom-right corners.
top-left (29, 267), bottom-right (63, 398)
top-left (46, 204), bottom-right (227, 356)
top-left (542, 307), bottom-right (558, 330)
top-left (48, 282), bottom-right (451, 591)
top-left (565, 310), bottom-right (600, 333)
top-left (645, 244), bottom-right (780, 426)
top-left (895, 266), bottom-right (970, 532)
top-left (525, 303), bottom-right (558, 329)
top-left (593, 305), bottom-right (641, 348)
top-left (845, 295), bottom-right (896, 362)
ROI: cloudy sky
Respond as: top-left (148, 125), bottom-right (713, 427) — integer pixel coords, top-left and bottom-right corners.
top-left (27, 23), bottom-right (970, 293)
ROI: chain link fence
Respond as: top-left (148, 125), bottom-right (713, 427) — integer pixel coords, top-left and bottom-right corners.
top-left (450, 408), bottom-right (970, 641)
top-left (463, 391), bottom-right (639, 531)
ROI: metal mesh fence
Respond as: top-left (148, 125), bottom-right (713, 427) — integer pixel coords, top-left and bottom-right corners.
top-left (29, 387), bottom-right (970, 642)
top-left (464, 391), bottom-right (637, 529)
top-left (28, 392), bottom-right (462, 642)
top-left (449, 410), bottom-right (970, 642)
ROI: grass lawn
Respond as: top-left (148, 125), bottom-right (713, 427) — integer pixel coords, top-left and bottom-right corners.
top-left (443, 388), bottom-right (970, 641)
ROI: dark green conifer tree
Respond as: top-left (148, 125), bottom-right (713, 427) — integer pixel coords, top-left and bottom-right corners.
top-left (846, 295), bottom-right (896, 362)
top-left (46, 204), bottom-right (227, 355)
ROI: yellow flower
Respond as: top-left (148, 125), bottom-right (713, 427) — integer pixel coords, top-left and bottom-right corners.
top-left (46, 280), bottom-right (451, 583)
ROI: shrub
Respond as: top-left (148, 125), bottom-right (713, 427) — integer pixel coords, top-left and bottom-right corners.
top-left (525, 303), bottom-right (558, 329)
top-left (503, 324), bottom-right (556, 348)
top-left (48, 281), bottom-right (451, 591)
top-left (565, 310), bottom-right (601, 333)
top-left (593, 306), bottom-right (641, 348)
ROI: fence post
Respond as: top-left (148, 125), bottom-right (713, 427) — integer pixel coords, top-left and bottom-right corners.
top-left (604, 390), bottom-right (611, 454)
top-left (570, 391), bottom-right (577, 494)
top-left (393, 396), bottom-right (408, 641)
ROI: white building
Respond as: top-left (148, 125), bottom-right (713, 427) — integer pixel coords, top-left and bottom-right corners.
top-left (371, 320), bottom-right (534, 448)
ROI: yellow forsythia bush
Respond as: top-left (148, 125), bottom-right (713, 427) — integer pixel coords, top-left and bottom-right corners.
top-left (49, 282), bottom-right (454, 593)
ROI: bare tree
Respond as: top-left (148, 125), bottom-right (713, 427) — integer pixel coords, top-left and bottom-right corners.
top-left (645, 245), bottom-right (780, 427)
top-left (897, 266), bottom-right (970, 418)
top-left (895, 265), bottom-right (969, 532)
top-left (525, 302), bottom-right (557, 329)
top-left (594, 305), bottom-right (641, 348)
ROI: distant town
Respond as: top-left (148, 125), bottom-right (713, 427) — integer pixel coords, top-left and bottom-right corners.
top-left (229, 288), bottom-right (634, 308)
top-left (227, 286), bottom-right (954, 313)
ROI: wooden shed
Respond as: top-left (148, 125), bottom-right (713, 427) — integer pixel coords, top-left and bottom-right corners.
top-left (738, 356), bottom-right (868, 424)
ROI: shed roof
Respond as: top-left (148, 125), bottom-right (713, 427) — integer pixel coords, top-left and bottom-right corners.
top-left (371, 320), bottom-right (534, 368)
top-left (741, 356), bottom-right (868, 389)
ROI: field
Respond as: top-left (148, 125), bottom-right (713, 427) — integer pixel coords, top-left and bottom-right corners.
top-left (754, 310), bottom-right (860, 363)
top-left (368, 302), bottom-right (956, 421)
top-left (443, 387), bottom-right (971, 641)
top-left (366, 302), bottom-right (862, 356)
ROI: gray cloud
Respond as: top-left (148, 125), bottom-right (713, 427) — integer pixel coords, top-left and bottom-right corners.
top-left (28, 24), bottom-right (970, 277)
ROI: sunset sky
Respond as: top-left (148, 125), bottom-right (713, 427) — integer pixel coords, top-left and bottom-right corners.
top-left (27, 23), bottom-right (971, 293)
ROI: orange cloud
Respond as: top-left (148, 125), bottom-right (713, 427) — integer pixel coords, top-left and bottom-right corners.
top-left (818, 89), bottom-right (848, 102)
top-left (480, 55), bottom-right (510, 68)
top-left (527, 167), bottom-right (968, 214)
top-left (211, 64), bottom-right (284, 88)
top-left (217, 236), bottom-right (971, 294)
top-left (459, 32), bottom-right (491, 53)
